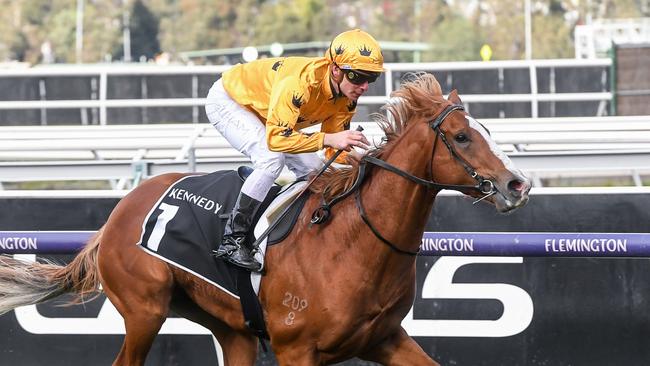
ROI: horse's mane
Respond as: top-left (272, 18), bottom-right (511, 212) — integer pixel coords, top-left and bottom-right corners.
top-left (310, 73), bottom-right (446, 200)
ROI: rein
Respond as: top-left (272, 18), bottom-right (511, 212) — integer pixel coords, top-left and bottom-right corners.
top-left (311, 104), bottom-right (497, 256)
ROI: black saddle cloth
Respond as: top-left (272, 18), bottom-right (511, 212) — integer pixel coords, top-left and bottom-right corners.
top-left (138, 170), bottom-right (307, 297)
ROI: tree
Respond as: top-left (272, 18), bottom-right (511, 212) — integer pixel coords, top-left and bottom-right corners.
top-left (420, 1), bottom-right (487, 61)
top-left (46, 7), bottom-right (77, 62)
top-left (252, 0), bottom-right (339, 45)
top-left (531, 2), bottom-right (573, 59)
top-left (114, 0), bottom-right (161, 61)
top-left (1, 0), bottom-right (648, 64)
top-left (81, 2), bottom-right (123, 63)
top-left (154, 0), bottom-right (239, 55)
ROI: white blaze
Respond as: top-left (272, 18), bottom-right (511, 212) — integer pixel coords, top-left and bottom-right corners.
top-left (466, 115), bottom-right (517, 171)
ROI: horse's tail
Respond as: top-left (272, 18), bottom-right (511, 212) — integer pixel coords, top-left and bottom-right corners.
top-left (0, 227), bottom-right (104, 315)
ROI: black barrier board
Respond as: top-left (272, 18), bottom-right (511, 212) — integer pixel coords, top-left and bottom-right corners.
top-left (1, 192), bottom-right (650, 365)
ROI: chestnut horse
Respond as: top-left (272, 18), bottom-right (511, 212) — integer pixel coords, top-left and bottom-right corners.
top-left (0, 74), bottom-right (530, 365)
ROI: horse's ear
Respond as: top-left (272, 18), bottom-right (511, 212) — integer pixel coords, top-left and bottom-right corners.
top-left (447, 89), bottom-right (462, 105)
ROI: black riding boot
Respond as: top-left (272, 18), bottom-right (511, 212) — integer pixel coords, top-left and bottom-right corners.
top-left (213, 192), bottom-right (263, 272)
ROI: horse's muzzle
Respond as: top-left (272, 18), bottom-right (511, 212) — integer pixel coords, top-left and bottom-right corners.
top-left (493, 171), bottom-right (531, 213)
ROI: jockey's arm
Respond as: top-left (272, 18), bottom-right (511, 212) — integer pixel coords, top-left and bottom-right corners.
top-left (265, 78), bottom-right (368, 162)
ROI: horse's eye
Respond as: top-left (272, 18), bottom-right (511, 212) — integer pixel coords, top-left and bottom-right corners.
top-left (455, 133), bottom-right (469, 143)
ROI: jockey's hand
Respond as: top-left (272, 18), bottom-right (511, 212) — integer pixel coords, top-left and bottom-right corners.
top-left (345, 149), bottom-right (364, 164)
top-left (323, 130), bottom-right (370, 151)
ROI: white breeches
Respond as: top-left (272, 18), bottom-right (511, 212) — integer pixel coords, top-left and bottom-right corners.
top-left (205, 79), bottom-right (323, 200)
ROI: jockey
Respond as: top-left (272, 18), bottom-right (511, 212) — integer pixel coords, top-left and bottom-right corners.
top-left (205, 29), bottom-right (384, 271)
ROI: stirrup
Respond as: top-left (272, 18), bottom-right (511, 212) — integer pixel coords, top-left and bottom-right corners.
top-left (214, 235), bottom-right (245, 258)
top-left (212, 245), bottom-right (236, 258)
top-left (214, 238), bottom-right (262, 271)
top-left (225, 249), bottom-right (262, 272)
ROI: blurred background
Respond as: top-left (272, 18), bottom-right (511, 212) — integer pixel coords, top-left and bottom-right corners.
top-left (1, 0), bottom-right (647, 64)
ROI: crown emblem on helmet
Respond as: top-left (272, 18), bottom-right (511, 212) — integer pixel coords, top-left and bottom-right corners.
top-left (272, 60), bottom-right (283, 71)
top-left (335, 44), bottom-right (345, 55)
top-left (359, 45), bottom-right (372, 57)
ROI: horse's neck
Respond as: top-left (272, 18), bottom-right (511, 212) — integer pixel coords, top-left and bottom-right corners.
top-left (361, 128), bottom-right (437, 259)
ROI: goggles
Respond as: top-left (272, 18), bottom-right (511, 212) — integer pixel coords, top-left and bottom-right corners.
top-left (344, 69), bottom-right (380, 85)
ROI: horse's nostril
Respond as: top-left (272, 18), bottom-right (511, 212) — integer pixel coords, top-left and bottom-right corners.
top-left (508, 179), bottom-right (527, 194)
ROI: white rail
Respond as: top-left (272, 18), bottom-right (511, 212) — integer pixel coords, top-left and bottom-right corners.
top-left (0, 116), bottom-right (648, 188)
top-left (2, 116), bottom-right (647, 155)
top-left (0, 59), bottom-right (612, 124)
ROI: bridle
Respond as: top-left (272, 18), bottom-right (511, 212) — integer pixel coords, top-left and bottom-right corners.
top-left (311, 104), bottom-right (498, 256)
top-left (364, 104), bottom-right (496, 200)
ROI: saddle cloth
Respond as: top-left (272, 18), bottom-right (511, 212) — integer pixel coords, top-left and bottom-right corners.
top-left (137, 170), bottom-right (307, 298)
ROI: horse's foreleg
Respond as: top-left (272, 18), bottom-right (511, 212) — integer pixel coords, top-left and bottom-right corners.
top-left (359, 327), bottom-right (440, 366)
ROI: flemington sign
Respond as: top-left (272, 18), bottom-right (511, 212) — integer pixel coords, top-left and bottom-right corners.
top-left (420, 232), bottom-right (650, 257)
top-left (3, 230), bottom-right (650, 256)
top-left (0, 231), bottom-right (93, 254)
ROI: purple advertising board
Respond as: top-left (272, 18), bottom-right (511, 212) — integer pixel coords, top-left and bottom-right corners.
top-left (2, 231), bottom-right (650, 257)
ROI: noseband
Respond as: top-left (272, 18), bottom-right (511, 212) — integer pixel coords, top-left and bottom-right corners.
top-left (311, 104), bottom-right (498, 256)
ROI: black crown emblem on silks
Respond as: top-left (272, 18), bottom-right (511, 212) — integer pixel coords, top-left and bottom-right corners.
top-left (280, 127), bottom-right (294, 137)
top-left (335, 45), bottom-right (345, 55)
top-left (292, 93), bottom-right (303, 108)
top-left (347, 100), bottom-right (357, 112)
top-left (359, 45), bottom-right (372, 57)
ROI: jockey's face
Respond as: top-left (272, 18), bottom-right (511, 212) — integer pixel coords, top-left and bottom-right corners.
top-left (332, 66), bottom-right (372, 102)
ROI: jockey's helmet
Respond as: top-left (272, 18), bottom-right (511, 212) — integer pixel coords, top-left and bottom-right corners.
top-left (325, 29), bottom-right (384, 73)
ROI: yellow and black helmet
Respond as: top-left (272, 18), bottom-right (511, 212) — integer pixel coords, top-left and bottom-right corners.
top-left (325, 29), bottom-right (384, 73)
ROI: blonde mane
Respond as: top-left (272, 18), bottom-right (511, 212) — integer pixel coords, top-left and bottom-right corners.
top-left (310, 73), bottom-right (447, 200)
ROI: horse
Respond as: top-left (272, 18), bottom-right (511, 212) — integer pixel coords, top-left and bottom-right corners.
top-left (0, 73), bottom-right (530, 365)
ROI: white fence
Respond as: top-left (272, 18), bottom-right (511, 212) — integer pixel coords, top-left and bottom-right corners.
top-left (0, 58), bottom-right (612, 125)
top-left (1, 115), bottom-right (649, 189)
top-left (1, 59), bottom-right (642, 189)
